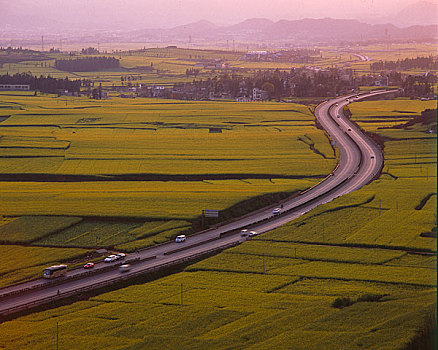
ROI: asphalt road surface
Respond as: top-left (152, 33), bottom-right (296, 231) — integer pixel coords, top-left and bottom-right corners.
top-left (0, 90), bottom-right (395, 316)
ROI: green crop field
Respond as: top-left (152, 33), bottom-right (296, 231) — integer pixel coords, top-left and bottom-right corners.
top-left (0, 48), bottom-right (243, 86)
top-left (35, 219), bottom-right (191, 249)
top-left (1, 43), bottom-right (436, 87)
top-left (0, 44), bottom-right (436, 350)
top-left (0, 93), bottom-right (333, 177)
top-left (2, 97), bottom-right (434, 349)
top-left (319, 43), bottom-right (438, 74)
top-left (0, 179), bottom-right (317, 218)
top-left (0, 92), bottom-right (333, 220)
top-left (228, 240), bottom-right (406, 264)
top-left (0, 245), bottom-right (90, 287)
top-left (0, 216), bottom-right (83, 244)
top-left (0, 91), bottom-right (331, 288)
top-left (0, 264), bottom-right (434, 349)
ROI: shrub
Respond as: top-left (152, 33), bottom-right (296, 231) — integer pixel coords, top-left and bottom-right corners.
top-left (332, 293), bottom-right (389, 309)
top-left (332, 297), bottom-right (355, 308)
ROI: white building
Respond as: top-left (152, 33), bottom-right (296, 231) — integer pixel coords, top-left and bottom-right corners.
top-left (0, 84), bottom-right (30, 91)
top-left (252, 88), bottom-right (268, 101)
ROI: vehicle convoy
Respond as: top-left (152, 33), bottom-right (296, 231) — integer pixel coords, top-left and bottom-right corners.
top-left (43, 265), bottom-right (67, 279)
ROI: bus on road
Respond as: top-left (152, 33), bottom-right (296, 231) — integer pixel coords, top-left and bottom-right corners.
top-left (43, 265), bottom-right (67, 279)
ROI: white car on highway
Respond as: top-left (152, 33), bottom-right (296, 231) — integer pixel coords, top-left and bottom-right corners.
top-left (119, 264), bottom-right (131, 272)
top-left (248, 231), bottom-right (257, 238)
top-left (116, 253), bottom-right (126, 260)
top-left (272, 208), bottom-right (282, 215)
top-left (104, 255), bottom-right (117, 263)
top-left (175, 235), bottom-right (186, 243)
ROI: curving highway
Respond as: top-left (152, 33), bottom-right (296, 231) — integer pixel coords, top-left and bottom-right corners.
top-left (352, 53), bottom-right (370, 61)
top-left (0, 89), bottom-right (396, 316)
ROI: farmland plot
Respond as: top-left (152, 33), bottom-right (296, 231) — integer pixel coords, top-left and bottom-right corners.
top-left (0, 90), bottom-right (435, 349)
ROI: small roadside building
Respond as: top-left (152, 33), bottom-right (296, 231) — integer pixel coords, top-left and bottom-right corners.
top-left (0, 84), bottom-right (30, 91)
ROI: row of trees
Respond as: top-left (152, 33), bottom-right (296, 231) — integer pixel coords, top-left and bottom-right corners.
top-left (0, 72), bottom-right (80, 94)
top-left (169, 66), bottom-right (436, 100)
top-left (401, 75), bottom-right (434, 98)
top-left (121, 75), bottom-right (142, 82)
top-left (55, 57), bottom-right (119, 72)
top-left (371, 56), bottom-right (438, 71)
top-left (0, 47), bottom-right (37, 54)
top-left (81, 47), bottom-right (100, 55)
top-left (180, 67), bottom-right (357, 99)
top-left (185, 68), bottom-right (201, 77)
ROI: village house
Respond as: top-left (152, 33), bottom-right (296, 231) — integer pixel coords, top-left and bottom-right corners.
top-left (252, 88), bottom-right (269, 101)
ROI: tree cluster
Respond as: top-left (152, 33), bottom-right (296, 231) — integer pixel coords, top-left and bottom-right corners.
top-left (0, 47), bottom-right (37, 54)
top-left (371, 56), bottom-right (438, 71)
top-left (185, 68), bottom-right (200, 77)
top-left (121, 75), bottom-right (142, 82)
top-left (81, 47), bottom-right (100, 55)
top-left (401, 74), bottom-right (435, 98)
top-left (55, 57), bottom-right (119, 72)
top-left (181, 67), bottom-right (357, 99)
top-left (0, 72), bottom-right (80, 94)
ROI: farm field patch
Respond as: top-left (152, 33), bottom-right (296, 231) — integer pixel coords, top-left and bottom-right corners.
top-left (0, 93), bottom-right (332, 220)
top-left (0, 94), bottom-right (333, 178)
top-left (0, 83), bottom-right (436, 349)
top-left (229, 240), bottom-right (405, 264)
top-left (0, 216), bottom-right (83, 244)
top-left (260, 100), bottom-right (436, 252)
top-left (0, 179), bottom-right (316, 218)
top-left (0, 245), bottom-right (89, 287)
top-left (35, 219), bottom-right (191, 249)
top-left (0, 266), bottom-right (434, 350)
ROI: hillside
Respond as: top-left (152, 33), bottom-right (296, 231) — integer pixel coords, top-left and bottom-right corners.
top-left (129, 17), bottom-right (437, 44)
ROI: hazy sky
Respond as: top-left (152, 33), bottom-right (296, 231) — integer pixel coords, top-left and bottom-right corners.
top-left (0, 0), bottom-right (430, 30)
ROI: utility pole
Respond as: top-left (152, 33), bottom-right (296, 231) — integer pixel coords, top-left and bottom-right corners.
top-left (426, 168), bottom-right (428, 181)
top-left (41, 36), bottom-right (44, 52)
top-left (180, 283), bottom-right (183, 306)
top-left (379, 199), bottom-right (381, 216)
top-left (322, 223), bottom-right (325, 243)
top-left (56, 322), bottom-right (59, 350)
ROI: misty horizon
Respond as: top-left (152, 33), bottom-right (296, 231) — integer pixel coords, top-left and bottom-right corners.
top-left (1, 0), bottom-right (437, 33)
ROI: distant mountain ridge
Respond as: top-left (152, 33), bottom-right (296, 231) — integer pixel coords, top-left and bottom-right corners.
top-left (131, 17), bottom-right (437, 43)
